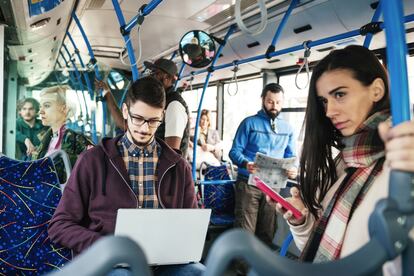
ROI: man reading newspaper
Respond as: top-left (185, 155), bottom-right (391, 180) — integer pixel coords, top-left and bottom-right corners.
top-left (229, 83), bottom-right (297, 257)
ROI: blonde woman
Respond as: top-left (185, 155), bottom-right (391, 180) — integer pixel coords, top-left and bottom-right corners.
top-left (33, 86), bottom-right (93, 181)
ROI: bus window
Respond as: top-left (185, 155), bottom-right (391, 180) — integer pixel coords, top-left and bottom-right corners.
top-left (223, 78), bottom-right (262, 160)
top-left (278, 72), bottom-right (310, 157)
top-left (278, 72), bottom-right (310, 108)
top-left (182, 86), bottom-right (218, 130)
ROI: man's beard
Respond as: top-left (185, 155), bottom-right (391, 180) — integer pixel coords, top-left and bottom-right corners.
top-left (263, 105), bottom-right (280, 120)
top-left (126, 126), bottom-right (153, 147)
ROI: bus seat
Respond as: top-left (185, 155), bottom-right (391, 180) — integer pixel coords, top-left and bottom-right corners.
top-left (46, 236), bottom-right (151, 276)
top-left (0, 152), bottom-right (72, 275)
top-left (200, 162), bottom-right (235, 226)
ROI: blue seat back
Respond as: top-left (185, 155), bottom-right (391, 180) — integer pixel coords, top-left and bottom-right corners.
top-left (0, 155), bottom-right (72, 275)
top-left (202, 164), bottom-right (235, 225)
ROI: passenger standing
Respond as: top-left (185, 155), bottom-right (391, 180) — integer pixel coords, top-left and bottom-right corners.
top-left (229, 83), bottom-right (297, 248)
top-left (271, 45), bottom-right (414, 275)
top-left (16, 98), bottom-right (47, 160)
top-left (96, 58), bottom-right (190, 157)
top-left (48, 77), bottom-right (204, 275)
top-left (33, 86), bottom-right (93, 181)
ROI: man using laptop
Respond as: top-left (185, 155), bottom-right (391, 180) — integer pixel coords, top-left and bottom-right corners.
top-left (48, 76), bottom-right (204, 275)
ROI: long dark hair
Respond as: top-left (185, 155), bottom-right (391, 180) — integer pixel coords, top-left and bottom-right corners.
top-left (300, 45), bottom-right (390, 218)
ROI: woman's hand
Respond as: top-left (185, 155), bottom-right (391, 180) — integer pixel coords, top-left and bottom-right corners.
top-left (266, 195), bottom-right (308, 226)
top-left (379, 120), bottom-right (414, 172)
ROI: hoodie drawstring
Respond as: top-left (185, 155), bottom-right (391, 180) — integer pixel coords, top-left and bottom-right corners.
top-left (102, 154), bottom-right (107, 196)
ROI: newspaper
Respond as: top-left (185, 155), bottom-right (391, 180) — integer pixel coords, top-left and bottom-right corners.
top-left (248, 152), bottom-right (296, 188)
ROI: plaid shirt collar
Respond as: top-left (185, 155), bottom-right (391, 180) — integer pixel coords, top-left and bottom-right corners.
top-left (120, 134), bottom-right (158, 157)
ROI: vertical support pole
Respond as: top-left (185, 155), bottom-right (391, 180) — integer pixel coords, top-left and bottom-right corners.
top-left (265, 0), bottom-right (299, 57)
top-left (382, 0), bottom-right (410, 124)
top-left (72, 12), bottom-right (106, 140)
top-left (0, 25), bottom-right (4, 151)
top-left (381, 1), bottom-right (413, 275)
top-left (4, 61), bottom-right (17, 158)
top-left (111, 0), bottom-right (139, 80)
top-left (66, 32), bottom-right (94, 98)
top-left (217, 82), bottom-right (224, 141)
top-left (174, 63), bottom-right (186, 90)
top-left (363, 2), bottom-right (382, 48)
top-left (191, 25), bottom-right (236, 181)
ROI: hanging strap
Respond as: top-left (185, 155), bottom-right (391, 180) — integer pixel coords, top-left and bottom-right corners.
top-left (227, 61), bottom-right (239, 96)
top-left (295, 40), bottom-right (312, 90)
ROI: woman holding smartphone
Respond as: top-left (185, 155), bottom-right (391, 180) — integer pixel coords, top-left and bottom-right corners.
top-left (269, 45), bottom-right (414, 275)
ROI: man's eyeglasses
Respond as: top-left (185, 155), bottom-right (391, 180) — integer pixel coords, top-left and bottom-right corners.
top-left (127, 109), bottom-right (163, 128)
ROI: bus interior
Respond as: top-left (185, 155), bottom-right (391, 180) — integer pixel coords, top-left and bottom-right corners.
top-left (0, 0), bottom-right (413, 275)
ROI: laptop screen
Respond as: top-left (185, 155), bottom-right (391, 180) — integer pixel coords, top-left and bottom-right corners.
top-left (115, 209), bottom-right (211, 265)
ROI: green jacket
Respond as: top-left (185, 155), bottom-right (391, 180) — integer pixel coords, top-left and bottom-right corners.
top-left (33, 127), bottom-right (94, 182)
top-left (16, 117), bottom-right (48, 160)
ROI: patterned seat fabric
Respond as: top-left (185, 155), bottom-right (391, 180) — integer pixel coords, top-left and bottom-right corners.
top-left (202, 164), bottom-right (235, 226)
top-left (0, 156), bottom-right (72, 275)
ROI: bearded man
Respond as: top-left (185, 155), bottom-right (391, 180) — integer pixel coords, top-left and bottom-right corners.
top-left (229, 83), bottom-right (297, 248)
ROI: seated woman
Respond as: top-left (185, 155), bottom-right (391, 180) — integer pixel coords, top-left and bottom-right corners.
top-left (270, 45), bottom-right (414, 275)
top-left (32, 86), bottom-right (93, 182)
top-left (189, 109), bottom-right (223, 168)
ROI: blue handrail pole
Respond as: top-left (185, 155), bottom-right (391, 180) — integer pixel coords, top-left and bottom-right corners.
top-left (111, 0), bottom-right (139, 80)
top-left (72, 12), bottom-right (107, 139)
top-left (62, 44), bottom-right (88, 105)
top-left (59, 53), bottom-right (79, 89)
top-left (61, 48), bottom-right (84, 95)
top-left (54, 61), bottom-right (66, 84)
top-left (199, 180), bottom-right (236, 185)
top-left (62, 45), bottom-right (90, 119)
top-left (363, 1), bottom-right (382, 48)
top-left (182, 28), bottom-right (361, 79)
top-left (270, 0), bottom-right (299, 47)
top-left (181, 13), bottom-right (414, 80)
top-left (124, 0), bottom-right (164, 33)
top-left (380, 1), bottom-right (413, 275)
top-left (72, 13), bottom-right (94, 61)
top-left (383, 2), bottom-right (410, 125)
top-left (405, 13), bottom-right (414, 23)
top-left (174, 62), bottom-right (186, 90)
top-left (191, 25), bottom-right (237, 181)
top-left (170, 51), bottom-right (176, 60)
top-left (66, 32), bottom-right (95, 134)
top-left (60, 51), bottom-right (91, 135)
top-left (66, 32), bottom-right (94, 99)
top-left (62, 44), bottom-right (99, 143)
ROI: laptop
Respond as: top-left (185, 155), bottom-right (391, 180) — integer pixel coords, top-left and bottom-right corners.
top-left (114, 208), bottom-right (211, 265)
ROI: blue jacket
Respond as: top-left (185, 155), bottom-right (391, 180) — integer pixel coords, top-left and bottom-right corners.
top-left (229, 109), bottom-right (296, 178)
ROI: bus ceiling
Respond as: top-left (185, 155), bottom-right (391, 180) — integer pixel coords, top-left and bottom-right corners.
top-left (2, 0), bottom-right (414, 87)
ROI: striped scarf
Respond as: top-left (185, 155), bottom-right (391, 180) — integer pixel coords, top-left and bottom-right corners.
top-left (301, 110), bottom-right (389, 262)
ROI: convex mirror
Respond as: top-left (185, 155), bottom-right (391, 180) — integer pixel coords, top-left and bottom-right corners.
top-left (179, 30), bottom-right (216, 68)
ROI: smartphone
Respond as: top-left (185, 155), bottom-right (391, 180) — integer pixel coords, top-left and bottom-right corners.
top-left (254, 176), bottom-right (303, 219)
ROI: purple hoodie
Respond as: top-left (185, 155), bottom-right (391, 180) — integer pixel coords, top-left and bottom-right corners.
top-left (48, 135), bottom-right (197, 255)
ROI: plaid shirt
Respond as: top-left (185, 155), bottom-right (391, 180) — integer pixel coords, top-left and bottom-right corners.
top-left (117, 134), bottom-right (161, 208)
